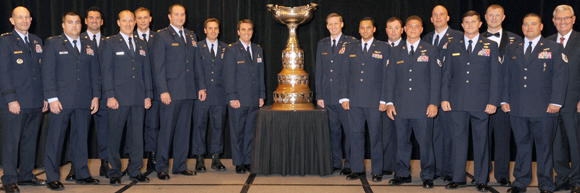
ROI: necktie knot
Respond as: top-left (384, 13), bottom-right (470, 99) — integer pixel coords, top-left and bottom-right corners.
top-left (391, 43), bottom-right (395, 47)
top-left (560, 37), bottom-right (565, 45)
top-left (486, 32), bottom-right (500, 37)
top-left (92, 34), bottom-right (96, 41)
top-left (364, 43), bottom-right (368, 53)
top-left (332, 39), bottom-right (336, 47)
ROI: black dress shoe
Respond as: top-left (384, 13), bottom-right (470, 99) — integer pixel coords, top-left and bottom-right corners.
top-left (382, 171), bottom-right (393, 175)
top-left (211, 153), bottom-right (226, 171)
top-left (123, 168), bottom-right (129, 176)
top-left (498, 178), bottom-right (512, 187)
top-left (244, 164), bottom-right (251, 172)
top-left (471, 179), bottom-right (476, 184)
top-left (235, 165), bottom-right (246, 174)
top-left (146, 151), bottom-right (157, 172)
top-left (507, 186), bottom-right (524, 193)
top-left (539, 190), bottom-right (553, 193)
top-left (476, 183), bottom-right (488, 192)
top-left (172, 169), bottom-right (196, 176)
top-left (571, 186), bottom-right (580, 193)
top-left (445, 182), bottom-right (467, 189)
top-left (346, 172), bottom-right (365, 180)
top-left (66, 163), bottom-right (75, 181)
top-left (389, 176), bottom-right (412, 185)
top-left (555, 181), bottom-right (571, 191)
top-left (46, 181), bottom-right (64, 190)
top-left (75, 177), bottom-right (99, 185)
top-left (372, 175), bottom-right (382, 182)
top-left (2, 184), bottom-right (19, 193)
top-left (131, 174), bottom-right (150, 182)
top-left (443, 175), bottom-right (453, 182)
top-left (18, 177), bottom-right (47, 186)
top-left (110, 177), bottom-right (121, 186)
top-left (423, 179), bottom-right (434, 189)
top-left (340, 168), bottom-right (352, 175)
top-left (433, 174), bottom-right (441, 179)
top-left (195, 155), bottom-right (207, 173)
top-left (100, 159), bottom-right (110, 178)
top-left (157, 172), bottom-right (170, 180)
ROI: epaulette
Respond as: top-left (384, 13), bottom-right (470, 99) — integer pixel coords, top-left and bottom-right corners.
top-left (106, 36), bottom-right (110, 39)
top-left (48, 37), bottom-right (53, 39)
top-left (352, 36), bottom-right (356, 39)
top-left (228, 44), bottom-right (232, 47)
top-left (1, 32), bottom-right (11, 36)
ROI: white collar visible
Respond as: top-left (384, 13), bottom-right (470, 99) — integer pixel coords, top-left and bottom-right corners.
top-left (557, 30), bottom-right (573, 48)
top-left (464, 34), bottom-right (480, 51)
top-left (331, 33), bottom-right (342, 46)
top-left (14, 30), bottom-right (29, 43)
top-left (388, 38), bottom-right (402, 46)
top-left (524, 35), bottom-right (542, 52)
top-left (406, 40), bottom-right (420, 53)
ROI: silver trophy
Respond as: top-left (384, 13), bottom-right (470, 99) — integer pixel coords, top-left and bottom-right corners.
top-left (267, 3), bottom-right (317, 110)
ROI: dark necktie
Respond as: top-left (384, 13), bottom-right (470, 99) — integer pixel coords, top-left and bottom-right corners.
top-left (391, 43), bottom-right (395, 47)
top-left (467, 40), bottom-right (473, 57)
top-left (179, 30), bottom-right (186, 45)
top-left (486, 32), bottom-right (500, 37)
top-left (247, 46), bottom-right (252, 60)
top-left (434, 35), bottom-right (440, 46)
top-left (142, 34), bottom-right (147, 42)
top-left (410, 45), bottom-right (415, 57)
top-left (129, 37), bottom-right (134, 57)
top-left (363, 43), bottom-right (368, 55)
top-left (525, 41), bottom-right (533, 62)
top-left (560, 37), bottom-right (565, 45)
top-left (93, 34), bottom-right (98, 48)
top-left (73, 40), bottom-right (79, 55)
top-left (211, 44), bottom-right (216, 59)
top-left (25, 36), bottom-right (31, 53)
top-left (332, 39), bottom-right (336, 54)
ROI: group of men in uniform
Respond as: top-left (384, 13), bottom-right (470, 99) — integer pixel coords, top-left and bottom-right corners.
top-left (316, 4), bottom-right (579, 193)
top-left (0, 3), bottom-right (264, 192)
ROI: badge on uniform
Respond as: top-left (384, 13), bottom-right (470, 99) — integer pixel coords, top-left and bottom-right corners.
top-left (417, 55), bottom-right (429, 62)
top-left (86, 48), bottom-right (94, 56)
top-left (16, 58), bottom-right (23, 64)
top-left (372, 53), bottom-right (383, 59)
top-left (538, 51), bottom-right (552, 59)
top-left (442, 42), bottom-right (448, 49)
top-left (140, 50), bottom-right (146, 56)
top-left (116, 51), bottom-right (125, 55)
top-left (339, 46), bottom-right (345, 54)
top-left (59, 51), bottom-right (68, 55)
top-left (192, 41), bottom-right (197, 47)
top-left (478, 48), bottom-right (490, 57)
top-left (322, 52), bottom-right (328, 55)
top-left (257, 58), bottom-right (262, 63)
top-left (35, 44), bottom-right (43, 53)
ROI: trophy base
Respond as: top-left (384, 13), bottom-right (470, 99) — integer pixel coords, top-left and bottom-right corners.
top-left (270, 102), bottom-right (315, 110)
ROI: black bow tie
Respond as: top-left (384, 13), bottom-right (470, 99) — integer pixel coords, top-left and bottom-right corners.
top-left (486, 32), bottom-right (500, 38)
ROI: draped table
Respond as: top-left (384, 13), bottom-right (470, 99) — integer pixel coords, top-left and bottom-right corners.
top-left (250, 106), bottom-right (333, 175)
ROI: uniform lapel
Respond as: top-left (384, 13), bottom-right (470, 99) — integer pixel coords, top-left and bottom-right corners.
top-left (62, 36), bottom-right (79, 59)
top-left (498, 29), bottom-right (509, 55)
top-left (11, 32), bottom-right (32, 58)
top-left (526, 38), bottom-right (545, 66)
top-left (470, 39), bottom-right (483, 60)
top-left (117, 34), bottom-right (133, 59)
top-left (168, 26), bottom-right (186, 50)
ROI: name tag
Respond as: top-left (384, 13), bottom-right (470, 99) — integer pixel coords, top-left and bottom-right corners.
top-left (452, 53), bottom-right (460, 56)
top-left (172, 43), bottom-right (179, 46)
top-left (350, 54), bottom-right (356, 57)
top-left (237, 61), bottom-right (245, 64)
top-left (397, 60), bottom-right (404, 64)
top-left (14, 51), bottom-right (22, 54)
top-left (59, 51), bottom-right (68, 55)
top-left (116, 51), bottom-right (125, 55)
top-left (322, 52), bottom-right (328, 55)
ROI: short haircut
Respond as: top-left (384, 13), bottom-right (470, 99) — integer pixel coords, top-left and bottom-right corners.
top-left (118, 10), bottom-right (134, 20)
top-left (326, 13), bottom-right (343, 23)
top-left (204, 18), bottom-right (219, 28)
top-left (360, 17), bottom-right (375, 27)
top-left (169, 4), bottom-right (185, 14)
top-left (487, 4), bottom-right (504, 14)
top-left (86, 6), bottom-right (102, 18)
top-left (135, 7), bottom-right (151, 15)
top-left (62, 11), bottom-right (81, 23)
top-left (386, 17), bottom-right (403, 28)
top-left (237, 19), bottom-right (253, 30)
top-left (524, 13), bottom-right (542, 23)
top-left (406, 15), bottom-right (423, 25)
top-left (553, 4), bottom-right (575, 17)
top-left (462, 10), bottom-right (481, 22)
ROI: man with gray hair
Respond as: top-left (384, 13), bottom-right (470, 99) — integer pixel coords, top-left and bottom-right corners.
top-left (548, 4), bottom-right (580, 193)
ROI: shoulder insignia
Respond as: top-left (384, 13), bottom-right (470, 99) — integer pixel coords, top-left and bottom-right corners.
top-left (509, 37), bottom-right (515, 39)
top-left (157, 30), bottom-right (161, 32)
top-left (352, 37), bottom-right (356, 39)
top-left (58, 35), bottom-right (62, 37)
top-left (48, 37), bottom-right (53, 39)
top-left (479, 40), bottom-right (483, 43)
top-left (437, 59), bottom-right (442, 67)
top-left (540, 43), bottom-right (543, 45)
top-left (563, 53), bottom-right (569, 63)
top-left (484, 43), bottom-right (490, 45)
top-left (106, 37), bottom-right (110, 39)
top-left (228, 44), bottom-right (232, 47)
top-left (1, 32), bottom-right (10, 36)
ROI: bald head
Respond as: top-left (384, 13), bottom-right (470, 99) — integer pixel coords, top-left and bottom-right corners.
top-left (118, 10), bottom-right (134, 19)
top-left (10, 6), bottom-right (32, 35)
top-left (431, 5), bottom-right (450, 30)
top-left (117, 10), bottom-right (136, 36)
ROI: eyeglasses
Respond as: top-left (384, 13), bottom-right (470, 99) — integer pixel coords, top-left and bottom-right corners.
top-left (554, 16), bottom-right (573, 22)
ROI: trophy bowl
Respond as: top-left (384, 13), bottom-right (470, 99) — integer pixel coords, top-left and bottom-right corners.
top-left (267, 3), bottom-right (317, 25)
